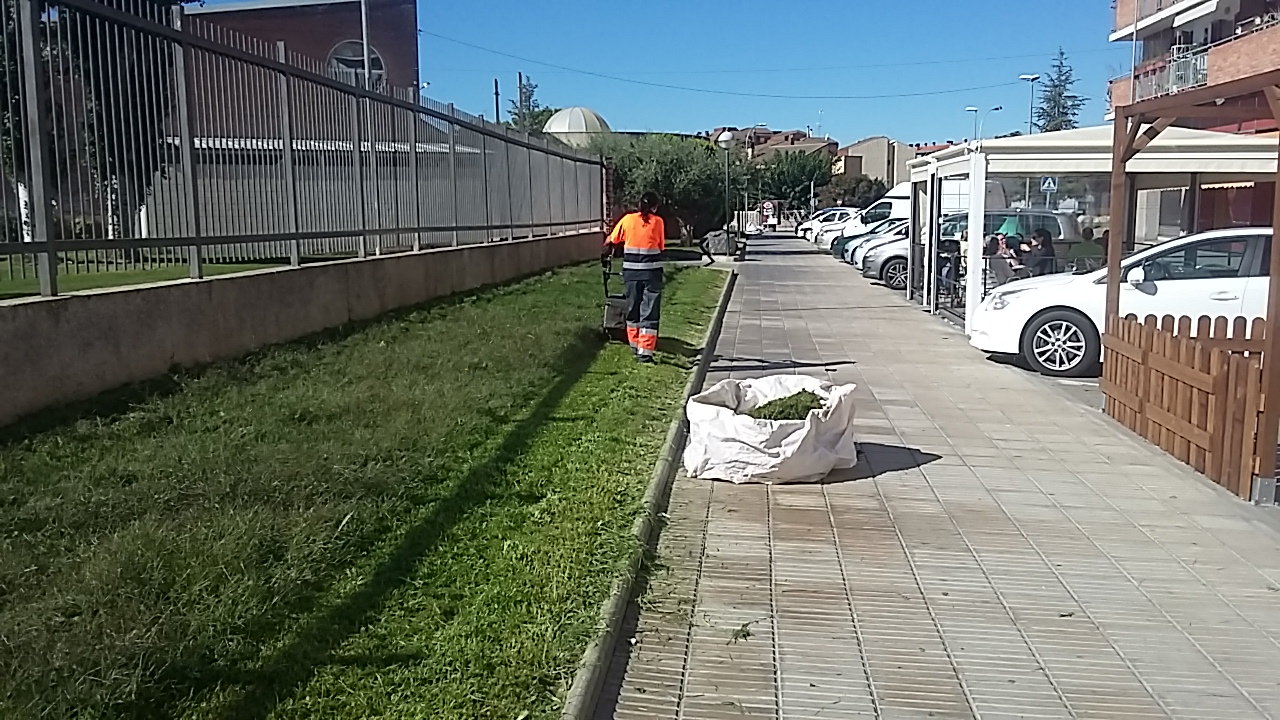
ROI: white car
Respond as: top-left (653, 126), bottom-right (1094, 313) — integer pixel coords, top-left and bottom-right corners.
top-left (969, 227), bottom-right (1271, 378)
top-left (798, 208), bottom-right (856, 241)
top-left (851, 228), bottom-right (907, 270)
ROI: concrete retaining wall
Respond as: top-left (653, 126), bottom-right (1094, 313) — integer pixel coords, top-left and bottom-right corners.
top-left (0, 231), bottom-right (602, 427)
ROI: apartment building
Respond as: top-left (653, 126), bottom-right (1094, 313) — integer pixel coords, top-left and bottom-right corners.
top-left (834, 136), bottom-right (914, 185)
top-left (1108, 0), bottom-right (1280, 135)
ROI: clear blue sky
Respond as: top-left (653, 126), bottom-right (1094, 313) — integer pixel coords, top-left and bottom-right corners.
top-left (418, 0), bottom-right (1135, 146)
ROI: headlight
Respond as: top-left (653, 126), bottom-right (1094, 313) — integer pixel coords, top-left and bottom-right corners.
top-left (987, 289), bottom-right (1027, 311)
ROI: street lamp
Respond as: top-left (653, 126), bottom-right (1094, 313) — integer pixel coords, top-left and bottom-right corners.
top-left (965, 106), bottom-right (979, 141)
top-left (1019, 74), bottom-right (1040, 135)
top-left (716, 130), bottom-right (735, 242)
top-left (977, 106), bottom-right (1002, 141)
top-left (1019, 74), bottom-right (1040, 206)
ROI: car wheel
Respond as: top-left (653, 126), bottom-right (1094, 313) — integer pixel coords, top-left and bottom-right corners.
top-left (1021, 310), bottom-right (1099, 378)
top-left (880, 258), bottom-right (908, 290)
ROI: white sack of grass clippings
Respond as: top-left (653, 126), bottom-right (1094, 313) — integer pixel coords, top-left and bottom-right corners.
top-left (682, 374), bottom-right (857, 484)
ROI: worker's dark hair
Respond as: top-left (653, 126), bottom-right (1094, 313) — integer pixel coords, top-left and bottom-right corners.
top-left (638, 192), bottom-right (661, 224)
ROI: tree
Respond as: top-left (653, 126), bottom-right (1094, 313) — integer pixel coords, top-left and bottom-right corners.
top-left (2, 0), bottom-right (179, 242)
top-left (591, 133), bottom-right (747, 238)
top-left (1035, 48), bottom-right (1086, 133)
top-left (506, 75), bottom-right (557, 133)
top-left (755, 152), bottom-right (831, 207)
top-left (817, 173), bottom-right (888, 209)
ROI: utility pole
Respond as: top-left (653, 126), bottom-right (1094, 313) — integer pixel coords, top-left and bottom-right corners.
top-left (359, 0), bottom-right (370, 86)
top-left (494, 78), bottom-right (501, 124)
top-left (517, 71), bottom-right (524, 130)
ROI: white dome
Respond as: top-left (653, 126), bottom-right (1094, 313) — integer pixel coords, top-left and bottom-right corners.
top-left (542, 107), bottom-right (611, 148)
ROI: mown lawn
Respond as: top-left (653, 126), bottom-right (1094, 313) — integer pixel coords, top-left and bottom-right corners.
top-left (0, 264), bottom-right (725, 720)
top-left (0, 262), bottom-right (276, 300)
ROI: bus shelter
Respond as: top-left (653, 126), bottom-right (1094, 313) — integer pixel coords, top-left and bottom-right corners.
top-left (907, 126), bottom-right (1279, 332)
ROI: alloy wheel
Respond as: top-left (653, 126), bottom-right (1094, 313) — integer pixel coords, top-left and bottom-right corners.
top-left (883, 260), bottom-right (908, 290)
top-left (1032, 320), bottom-right (1087, 372)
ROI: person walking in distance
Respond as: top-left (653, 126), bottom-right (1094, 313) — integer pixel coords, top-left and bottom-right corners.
top-left (603, 192), bottom-right (665, 363)
top-left (698, 232), bottom-right (716, 266)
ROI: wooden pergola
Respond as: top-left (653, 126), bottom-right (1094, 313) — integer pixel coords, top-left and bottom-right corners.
top-left (1108, 69), bottom-right (1280, 503)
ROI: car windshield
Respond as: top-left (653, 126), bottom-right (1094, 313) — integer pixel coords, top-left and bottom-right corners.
top-left (866, 218), bottom-right (897, 234)
top-left (1079, 231), bottom-right (1272, 279)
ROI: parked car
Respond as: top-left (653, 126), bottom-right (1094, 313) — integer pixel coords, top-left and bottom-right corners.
top-left (969, 227), bottom-right (1271, 378)
top-left (851, 225), bottom-right (908, 268)
top-left (816, 182), bottom-right (913, 247)
top-left (830, 218), bottom-right (906, 260)
top-left (939, 209), bottom-right (1085, 252)
top-left (798, 207), bottom-right (856, 241)
top-left (860, 236), bottom-right (911, 290)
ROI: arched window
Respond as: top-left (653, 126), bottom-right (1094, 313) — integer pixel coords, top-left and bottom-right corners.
top-left (327, 40), bottom-right (385, 88)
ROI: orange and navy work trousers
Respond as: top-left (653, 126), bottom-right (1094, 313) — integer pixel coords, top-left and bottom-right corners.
top-left (624, 269), bottom-right (662, 358)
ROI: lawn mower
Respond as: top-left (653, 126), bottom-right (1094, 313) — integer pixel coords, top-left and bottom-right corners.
top-left (601, 255), bottom-right (629, 342)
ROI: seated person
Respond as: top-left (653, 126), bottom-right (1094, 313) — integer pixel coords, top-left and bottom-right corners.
top-left (1068, 226), bottom-right (1104, 265)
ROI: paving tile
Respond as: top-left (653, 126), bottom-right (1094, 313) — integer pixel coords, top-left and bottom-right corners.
top-left (600, 237), bottom-right (1280, 720)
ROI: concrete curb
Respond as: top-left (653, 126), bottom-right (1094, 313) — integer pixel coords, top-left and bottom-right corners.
top-left (560, 268), bottom-right (738, 720)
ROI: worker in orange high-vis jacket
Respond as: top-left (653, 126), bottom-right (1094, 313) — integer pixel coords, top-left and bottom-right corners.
top-left (603, 191), bottom-right (665, 364)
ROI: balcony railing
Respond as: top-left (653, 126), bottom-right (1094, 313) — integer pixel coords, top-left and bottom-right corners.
top-left (1134, 45), bottom-right (1209, 101)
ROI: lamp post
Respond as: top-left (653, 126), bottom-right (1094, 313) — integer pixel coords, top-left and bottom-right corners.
top-left (978, 106), bottom-right (1002, 141)
top-left (965, 106), bottom-right (979, 141)
top-left (1019, 74), bottom-right (1040, 206)
top-left (716, 130), bottom-right (735, 247)
top-left (1019, 74), bottom-right (1040, 134)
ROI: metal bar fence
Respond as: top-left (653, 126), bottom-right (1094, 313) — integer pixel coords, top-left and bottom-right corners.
top-left (0, 0), bottom-right (604, 296)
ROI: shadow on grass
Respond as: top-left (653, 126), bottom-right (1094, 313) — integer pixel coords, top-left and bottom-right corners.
top-left (197, 328), bottom-right (605, 720)
top-left (656, 336), bottom-right (701, 360)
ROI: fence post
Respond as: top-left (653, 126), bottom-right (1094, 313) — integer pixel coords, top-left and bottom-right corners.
top-left (364, 97), bottom-right (381, 256)
top-left (480, 128), bottom-right (491, 243)
top-left (350, 95), bottom-right (367, 258)
top-left (526, 132), bottom-right (535, 238)
top-left (409, 90), bottom-right (421, 252)
top-left (1245, 357), bottom-right (1267, 502)
top-left (505, 130), bottom-right (515, 242)
top-left (545, 143), bottom-right (553, 236)
top-left (448, 103), bottom-right (459, 247)
top-left (17, 0), bottom-right (58, 295)
top-left (170, 7), bottom-right (203, 279)
top-left (570, 158), bottom-right (580, 233)
top-left (276, 41), bottom-right (300, 266)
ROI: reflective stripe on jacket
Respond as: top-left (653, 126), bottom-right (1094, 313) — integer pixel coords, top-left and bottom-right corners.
top-left (606, 212), bottom-right (665, 271)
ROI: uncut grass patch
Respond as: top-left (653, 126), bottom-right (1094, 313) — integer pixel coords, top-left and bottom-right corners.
top-left (0, 264), bottom-right (725, 720)
top-left (0, 262), bottom-right (276, 300)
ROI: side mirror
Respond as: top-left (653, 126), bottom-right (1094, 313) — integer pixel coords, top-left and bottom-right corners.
top-left (1127, 265), bottom-right (1146, 285)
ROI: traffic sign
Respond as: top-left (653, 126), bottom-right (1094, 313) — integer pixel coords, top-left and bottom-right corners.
top-left (1040, 177), bottom-right (1059, 193)
top-left (763, 201), bottom-right (775, 212)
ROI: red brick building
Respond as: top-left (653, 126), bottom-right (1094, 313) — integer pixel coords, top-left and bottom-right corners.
top-left (1108, 0), bottom-right (1279, 136)
top-left (188, 0), bottom-right (419, 92)
top-left (1108, 0), bottom-right (1279, 228)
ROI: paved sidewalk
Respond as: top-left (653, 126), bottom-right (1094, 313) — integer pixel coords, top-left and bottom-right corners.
top-left (599, 235), bottom-right (1280, 720)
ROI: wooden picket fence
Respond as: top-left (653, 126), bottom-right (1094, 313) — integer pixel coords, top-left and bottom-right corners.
top-left (1101, 314), bottom-right (1265, 499)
